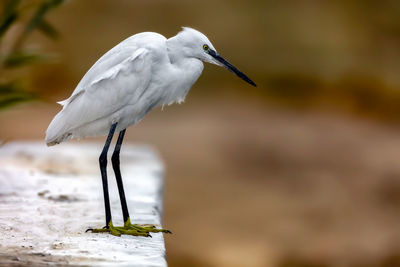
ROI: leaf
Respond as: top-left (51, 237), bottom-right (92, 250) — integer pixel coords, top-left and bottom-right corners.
top-left (24, 0), bottom-right (65, 37)
top-left (0, 0), bottom-right (21, 38)
top-left (37, 19), bottom-right (59, 39)
top-left (0, 80), bottom-right (36, 109)
top-left (0, 94), bottom-right (35, 109)
top-left (0, 80), bottom-right (20, 94)
top-left (3, 51), bottom-right (43, 68)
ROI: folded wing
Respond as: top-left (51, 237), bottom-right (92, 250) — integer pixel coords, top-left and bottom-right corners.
top-left (46, 43), bottom-right (153, 146)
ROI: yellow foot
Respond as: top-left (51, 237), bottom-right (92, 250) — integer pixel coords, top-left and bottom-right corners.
top-left (86, 219), bottom-right (172, 237)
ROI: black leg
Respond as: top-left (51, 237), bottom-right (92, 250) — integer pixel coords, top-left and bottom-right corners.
top-left (88, 124), bottom-right (171, 236)
top-left (99, 122), bottom-right (117, 228)
top-left (111, 129), bottom-right (130, 222)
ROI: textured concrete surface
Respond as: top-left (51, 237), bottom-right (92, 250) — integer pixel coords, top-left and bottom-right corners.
top-left (0, 142), bottom-right (167, 266)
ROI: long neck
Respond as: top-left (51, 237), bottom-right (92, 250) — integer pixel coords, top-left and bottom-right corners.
top-left (166, 34), bottom-right (189, 65)
top-left (163, 35), bottom-right (203, 104)
top-left (165, 33), bottom-right (204, 89)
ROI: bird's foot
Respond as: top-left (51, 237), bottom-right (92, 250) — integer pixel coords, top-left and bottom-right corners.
top-left (124, 218), bottom-right (172, 235)
top-left (86, 218), bottom-right (171, 237)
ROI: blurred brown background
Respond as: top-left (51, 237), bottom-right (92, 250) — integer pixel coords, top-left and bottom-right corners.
top-left (1, 0), bottom-right (400, 266)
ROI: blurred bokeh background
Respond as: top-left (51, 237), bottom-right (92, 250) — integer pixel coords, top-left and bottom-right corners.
top-left (1, 0), bottom-right (400, 266)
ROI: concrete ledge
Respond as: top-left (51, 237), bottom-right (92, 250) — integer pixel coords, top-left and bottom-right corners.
top-left (0, 142), bottom-right (167, 266)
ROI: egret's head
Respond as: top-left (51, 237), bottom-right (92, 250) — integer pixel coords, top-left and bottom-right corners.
top-left (173, 27), bottom-right (256, 86)
top-left (173, 27), bottom-right (217, 63)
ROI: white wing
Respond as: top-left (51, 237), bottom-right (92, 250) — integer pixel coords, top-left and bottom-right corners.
top-left (46, 33), bottom-right (167, 145)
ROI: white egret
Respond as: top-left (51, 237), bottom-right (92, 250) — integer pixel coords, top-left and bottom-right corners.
top-left (46, 27), bottom-right (256, 237)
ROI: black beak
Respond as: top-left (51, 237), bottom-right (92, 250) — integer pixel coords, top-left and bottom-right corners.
top-left (208, 49), bottom-right (256, 87)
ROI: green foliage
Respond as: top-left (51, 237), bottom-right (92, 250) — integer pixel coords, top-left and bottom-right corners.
top-left (0, 80), bottom-right (36, 110)
top-left (0, 0), bottom-right (64, 110)
top-left (3, 51), bottom-right (43, 67)
top-left (0, 0), bottom-right (20, 38)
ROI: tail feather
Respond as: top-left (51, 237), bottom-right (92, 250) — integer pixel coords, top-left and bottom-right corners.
top-left (45, 111), bottom-right (72, 146)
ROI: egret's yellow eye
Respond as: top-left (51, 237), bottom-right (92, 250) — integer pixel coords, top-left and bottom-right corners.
top-left (203, 44), bottom-right (209, 51)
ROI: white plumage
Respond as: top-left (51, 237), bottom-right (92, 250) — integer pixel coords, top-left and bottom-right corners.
top-left (46, 27), bottom-right (255, 146)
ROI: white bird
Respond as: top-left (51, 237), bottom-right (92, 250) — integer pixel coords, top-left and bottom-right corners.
top-left (46, 27), bottom-right (256, 237)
